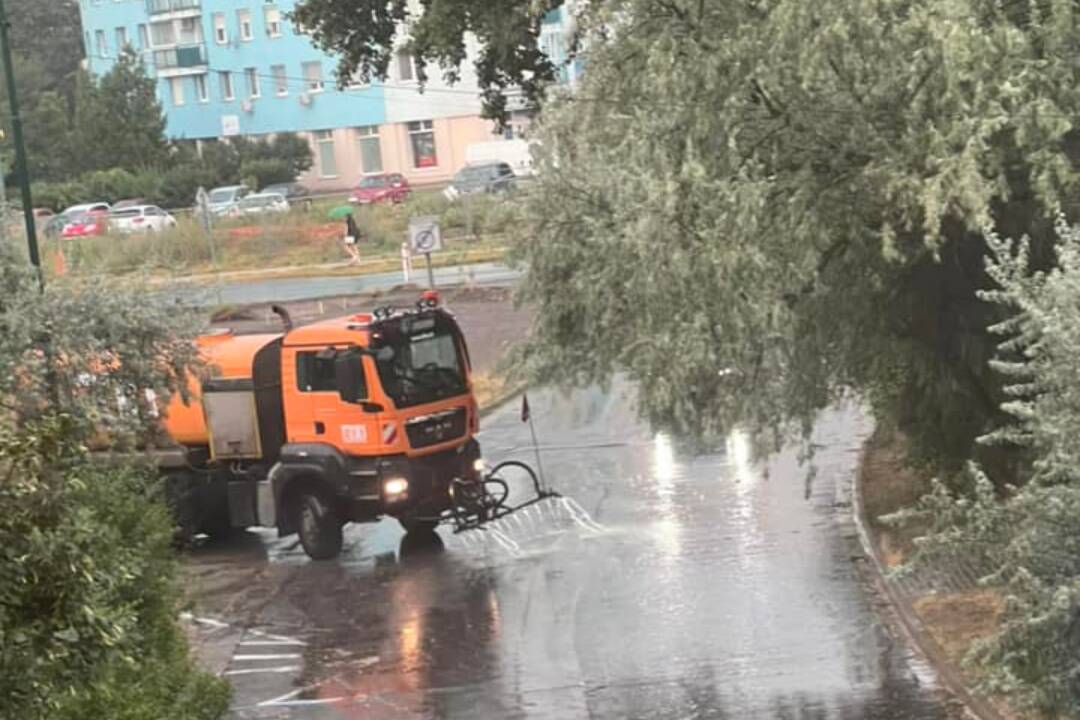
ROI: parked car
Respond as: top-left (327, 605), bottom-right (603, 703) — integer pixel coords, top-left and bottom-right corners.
top-left (109, 205), bottom-right (177, 234)
top-left (262, 182), bottom-right (312, 207)
top-left (349, 173), bottom-right (411, 205)
top-left (205, 185), bottom-right (251, 217)
top-left (113, 198), bottom-right (149, 210)
top-left (61, 210), bottom-right (109, 239)
top-left (59, 202), bottom-right (111, 220)
top-left (449, 161), bottom-right (516, 197)
top-left (232, 192), bottom-right (290, 217)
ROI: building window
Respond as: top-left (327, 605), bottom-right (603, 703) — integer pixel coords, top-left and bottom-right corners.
top-left (238, 9), bottom-right (253, 41)
top-left (138, 24), bottom-right (149, 48)
top-left (169, 77), bottom-right (185, 106)
top-left (245, 67), bottom-right (259, 98)
top-left (407, 120), bottom-right (437, 168)
top-left (302, 61), bottom-right (323, 93)
top-left (179, 16), bottom-right (201, 44)
top-left (315, 130), bottom-right (337, 178)
top-left (213, 13), bottom-right (228, 44)
top-left (150, 21), bottom-right (175, 46)
top-left (115, 27), bottom-right (127, 51)
top-left (95, 29), bottom-right (108, 58)
top-left (219, 71), bottom-right (234, 101)
top-left (355, 126), bottom-right (382, 174)
top-left (271, 64), bottom-right (288, 96)
top-left (195, 74), bottom-right (209, 103)
top-left (396, 51), bottom-right (415, 82)
top-left (264, 6), bottom-right (282, 37)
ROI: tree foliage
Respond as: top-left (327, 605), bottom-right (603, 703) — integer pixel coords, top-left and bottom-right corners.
top-left (69, 52), bottom-right (170, 176)
top-left (291, 0), bottom-right (561, 122)
top-left (0, 244), bottom-right (225, 719)
top-left (508, 0), bottom-right (1080, 462)
top-left (892, 221), bottom-right (1080, 714)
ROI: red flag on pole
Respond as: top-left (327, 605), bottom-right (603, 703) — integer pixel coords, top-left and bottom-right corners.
top-left (521, 393), bottom-right (531, 423)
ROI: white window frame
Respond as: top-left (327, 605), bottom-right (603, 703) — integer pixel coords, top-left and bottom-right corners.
top-left (115, 26), bottom-right (127, 51)
top-left (95, 29), bottom-right (108, 58)
top-left (219, 71), bottom-right (234, 101)
top-left (238, 9), bottom-right (253, 41)
top-left (355, 126), bottom-right (383, 175)
top-left (137, 24), bottom-right (149, 49)
top-left (213, 13), bottom-right (228, 45)
top-left (407, 119), bottom-right (437, 168)
top-left (195, 74), bottom-right (209, 103)
top-left (264, 6), bottom-right (283, 38)
top-left (245, 67), bottom-right (260, 98)
top-left (271, 64), bottom-right (288, 96)
top-left (396, 50), bottom-right (415, 83)
top-left (302, 61), bottom-right (324, 93)
top-left (315, 130), bottom-right (338, 178)
top-left (169, 76), bottom-right (185, 106)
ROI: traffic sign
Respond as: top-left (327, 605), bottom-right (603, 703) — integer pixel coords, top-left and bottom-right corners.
top-left (408, 216), bottom-right (443, 255)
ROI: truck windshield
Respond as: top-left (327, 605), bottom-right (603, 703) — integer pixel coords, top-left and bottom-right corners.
top-left (374, 315), bottom-right (468, 408)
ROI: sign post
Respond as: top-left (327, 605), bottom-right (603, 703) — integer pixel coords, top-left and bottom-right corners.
top-left (408, 216), bottom-right (443, 290)
top-left (195, 186), bottom-right (217, 267)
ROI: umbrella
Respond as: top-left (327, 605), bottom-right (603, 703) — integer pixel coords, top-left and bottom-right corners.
top-left (327, 205), bottom-right (354, 220)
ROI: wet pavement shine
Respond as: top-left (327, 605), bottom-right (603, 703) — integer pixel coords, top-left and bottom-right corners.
top-left (184, 385), bottom-right (966, 719)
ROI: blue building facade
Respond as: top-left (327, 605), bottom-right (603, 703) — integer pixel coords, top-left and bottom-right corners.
top-left (78, 0), bottom-right (580, 188)
top-left (80, 0), bottom-right (385, 140)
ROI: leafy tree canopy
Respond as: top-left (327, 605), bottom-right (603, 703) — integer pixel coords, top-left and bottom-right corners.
top-left (69, 51), bottom-right (170, 176)
top-left (291, 0), bottom-right (563, 122)
top-left (503, 0), bottom-right (1080, 465)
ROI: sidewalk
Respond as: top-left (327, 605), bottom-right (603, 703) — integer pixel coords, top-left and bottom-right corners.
top-left (158, 245), bottom-right (508, 286)
top-left (853, 436), bottom-right (1010, 720)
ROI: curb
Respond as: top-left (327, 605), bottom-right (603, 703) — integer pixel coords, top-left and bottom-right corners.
top-left (851, 438), bottom-right (1004, 720)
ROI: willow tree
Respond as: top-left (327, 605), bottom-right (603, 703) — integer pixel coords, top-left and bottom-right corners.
top-left (512, 0), bottom-right (1080, 462)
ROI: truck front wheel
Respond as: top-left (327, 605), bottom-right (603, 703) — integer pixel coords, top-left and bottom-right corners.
top-left (296, 490), bottom-right (343, 560)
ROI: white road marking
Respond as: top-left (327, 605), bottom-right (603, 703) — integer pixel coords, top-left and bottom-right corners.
top-left (224, 665), bottom-right (300, 676)
top-left (232, 653), bottom-right (302, 661)
top-left (239, 640), bottom-right (306, 647)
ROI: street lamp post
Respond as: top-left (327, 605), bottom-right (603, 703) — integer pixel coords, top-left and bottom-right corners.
top-left (0, 0), bottom-right (41, 289)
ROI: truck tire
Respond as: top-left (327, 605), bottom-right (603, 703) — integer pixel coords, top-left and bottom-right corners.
top-left (398, 517), bottom-right (439, 535)
top-left (296, 489), bottom-right (343, 560)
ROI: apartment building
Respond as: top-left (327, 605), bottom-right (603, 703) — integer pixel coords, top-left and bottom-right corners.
top-left (79, 0), bottom-right (501, 189)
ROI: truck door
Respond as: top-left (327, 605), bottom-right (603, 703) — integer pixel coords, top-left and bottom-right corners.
top-left (283, 346), bottom-right (380, 453)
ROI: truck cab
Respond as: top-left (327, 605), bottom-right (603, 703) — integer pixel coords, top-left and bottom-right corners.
top-left (162, 296), bottom-right (483, 559)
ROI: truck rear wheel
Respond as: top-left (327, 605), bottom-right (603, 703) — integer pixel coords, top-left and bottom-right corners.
top-left (296, 490), bottom-right (343, 560)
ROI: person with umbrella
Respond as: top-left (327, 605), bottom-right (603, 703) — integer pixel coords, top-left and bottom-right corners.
top-left (342, 213), bottom-right (362, 265)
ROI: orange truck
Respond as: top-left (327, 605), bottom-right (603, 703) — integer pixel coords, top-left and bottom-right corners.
top-left (158, 293), bottom-right (483, 559)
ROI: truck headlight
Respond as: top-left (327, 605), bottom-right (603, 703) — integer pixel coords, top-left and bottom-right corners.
top-left (383, 478), bottom-right (409, 499)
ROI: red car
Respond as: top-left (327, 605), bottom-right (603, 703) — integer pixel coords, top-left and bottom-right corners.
top-left (61, 210), bottom-right (109, 239)
top-left (349, 173), bottom-right (411, 205)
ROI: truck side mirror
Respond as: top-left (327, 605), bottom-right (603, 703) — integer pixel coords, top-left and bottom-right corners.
top-left (334, 349), bottom-right (367, 404)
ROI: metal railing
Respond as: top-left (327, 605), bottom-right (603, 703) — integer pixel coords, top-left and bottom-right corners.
top-left (152, 42), bottom-right (207, 70)
top-left (146, 0), bottom-right (201, 14)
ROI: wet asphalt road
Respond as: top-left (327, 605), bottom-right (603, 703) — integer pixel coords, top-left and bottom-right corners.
top-left (184, 384), bottom-right (964, 719)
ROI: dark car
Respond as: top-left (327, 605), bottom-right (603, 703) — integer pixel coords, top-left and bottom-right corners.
top-left (451, 161), bottom-right (516, 196)
top-left (262, 182), bottom-right (312, 208)
top-left (349, 173), bottom-right (411, 205)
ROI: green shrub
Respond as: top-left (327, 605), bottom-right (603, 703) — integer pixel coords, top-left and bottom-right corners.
top-left (0, 418), bottom-right (229, 720)
top-left (31, 180), bottom-right (89, 211)
top-left (239, 158), bottom-right (295, 190)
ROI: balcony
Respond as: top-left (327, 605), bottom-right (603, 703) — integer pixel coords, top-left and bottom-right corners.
top-left (152, 42), bottom-right (207, 76)
top-left (146, 0), bottom-right (201, 16)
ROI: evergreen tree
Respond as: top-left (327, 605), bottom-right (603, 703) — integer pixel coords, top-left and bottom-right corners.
top-left (69, 52), bottom-right (169, 175)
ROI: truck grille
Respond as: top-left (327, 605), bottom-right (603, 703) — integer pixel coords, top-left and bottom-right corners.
top-left (405, 407), bottom-right (467, 449)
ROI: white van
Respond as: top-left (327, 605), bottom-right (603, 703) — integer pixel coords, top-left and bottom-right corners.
top-left (464, 139), bottom-right (535, 178)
